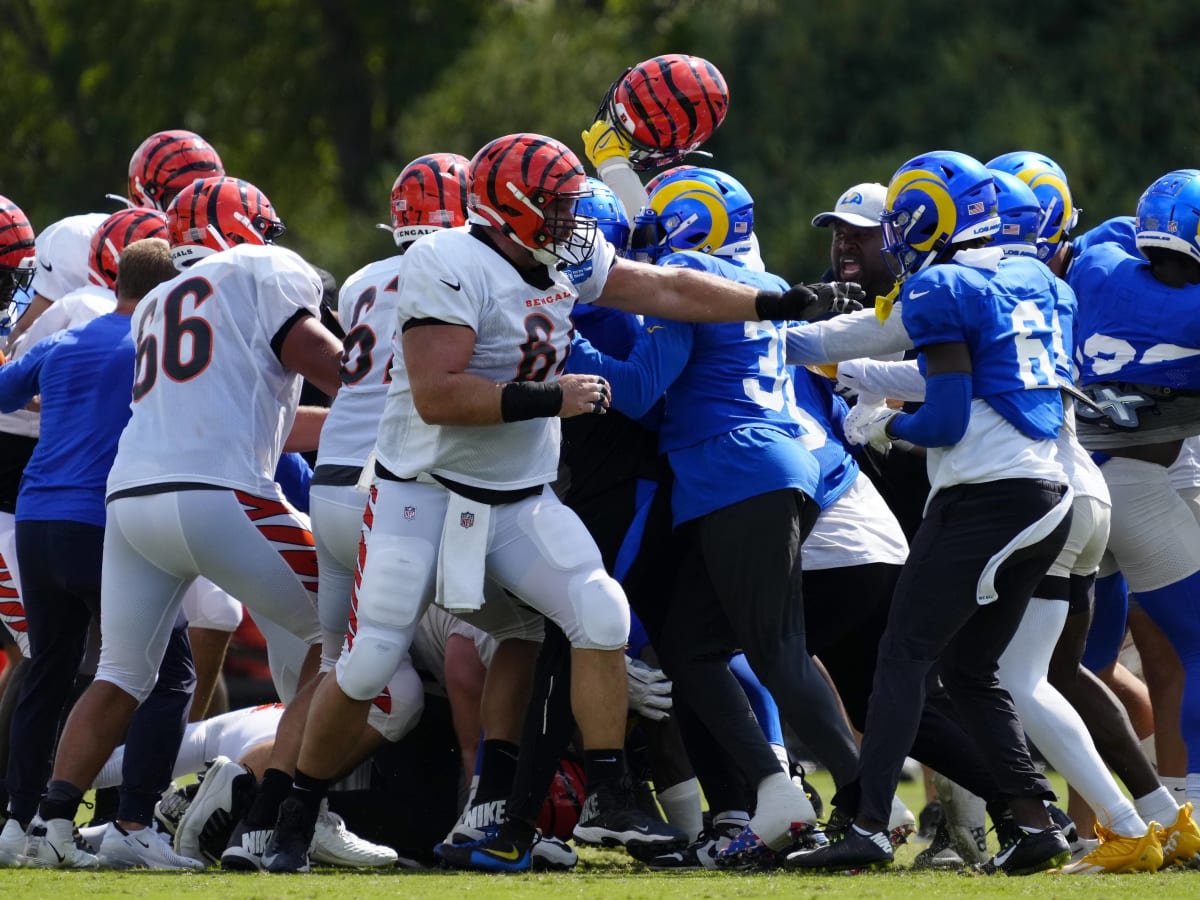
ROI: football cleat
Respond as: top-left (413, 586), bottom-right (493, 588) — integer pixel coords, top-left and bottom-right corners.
top-left (912, 821), bottom-right (966, 870)
top-left (0, 818), bottom-right (26, 867)
top-left (530, 832), bottom-right (577, 871)
top-left (785, 825), bottom-right (893, 873)
top-left (262, 797), bottom-right (313, 874)
top-left (446, 797), bottom-right (508, 844)
top-left (976, 824), bottom-right (1070, 876)
top-left (1159, 801), bottom-right (1200, 867)
top-left (643, 819), bottom-right (744, 870)
top-left (154, 781), bottom-right (198, 838)
top-left (175, 756), bottom-right (255, 865)
top-left (572, 780), bottom-right (688, 851)
top-left (220, 819), bottom-right (272, 871)
top-left (888, 796), bottom-right (917, 846)
top-left (311, 805), bottom-right (397, 868)
top-left (1056, 821), bottom-right (1162, 875)
top-left (916, 800), bottom-right (944, 842)
top-left (96, 822), bottom-right (205, 871)
top-left (434, 831), bottom-right (531, 873)
top-left (20, 816), bottom-right (99, 869)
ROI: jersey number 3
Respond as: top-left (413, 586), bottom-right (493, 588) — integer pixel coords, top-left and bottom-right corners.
top-left (132, 276), bottom-right (215, 401)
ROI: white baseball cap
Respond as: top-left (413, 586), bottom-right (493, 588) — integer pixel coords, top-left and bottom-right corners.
top-left (811, 182), bottom-right (887, 228)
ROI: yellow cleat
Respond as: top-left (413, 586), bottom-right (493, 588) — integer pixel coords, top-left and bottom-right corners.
top-left (1159, 802), bottom-right (1200, 867)
top-left (1056, 822), bottom-right (1162, 875)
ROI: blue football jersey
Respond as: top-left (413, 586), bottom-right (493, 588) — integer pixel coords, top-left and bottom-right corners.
top-left (567, 250), bottom-right (822, 525)
top-left (1070, 215), bottom-right (1137, 260)
top-left (790, 365), bottom-right (858, 509)
top-left (901, 254), bottom-right (1064, 440)
top-left (1070, 241), bottom-right (1200, 390)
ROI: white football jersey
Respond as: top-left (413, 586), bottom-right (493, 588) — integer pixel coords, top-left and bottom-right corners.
top-left (107, 244), bottom-right (322, 498)
top-left (12, 282), bottom-right (115, 359)
top-left (315, 254), bottom-right (405, 469)
top-left (374, 226), bottom-right (613, 491)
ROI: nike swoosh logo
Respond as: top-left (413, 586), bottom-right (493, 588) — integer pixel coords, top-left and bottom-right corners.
top-left (483, 846), bottom-right (522, 861)
top-left (49, 842), bottom-right (65, 863)
top-left (646, 325), bottom-right (665, 333)
top-left (908, 289), bottom-right (930, 299)
top-left (41, 260), bottom-right (53, 273)
top-left (440, 278), bottom-right (462, 291)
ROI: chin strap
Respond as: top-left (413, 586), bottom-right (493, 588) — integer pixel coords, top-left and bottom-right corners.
top-left (874, 282), bottom-right (901, 323)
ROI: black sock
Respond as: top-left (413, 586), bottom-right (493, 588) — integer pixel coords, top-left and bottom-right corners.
top-left (245, 767), bottom-right (293, 828)
top-left (499, 815), bottom-right (536, 849)
top-left (583, 748), bottom-right (626, 794)
top-left (474, 740), bottom-right (519, 805)
top-left (39, 780), bottom-right (84, 823)
top-left (291, 769), bottom-right (329, 825)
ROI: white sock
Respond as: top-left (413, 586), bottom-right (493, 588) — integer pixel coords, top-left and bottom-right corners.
top-left (656, 779), bottom-right (703, 841)
top-left (750, 772), bottom-right (814, 850)
top-left (712, 809), bottom-right (751, 829)
top-left (1136, 785), bottom-right (1180, 828)
top-left (1187, 773), bottom-right (1200, 808)
top-left (770, 743), bottom-right (791, 776)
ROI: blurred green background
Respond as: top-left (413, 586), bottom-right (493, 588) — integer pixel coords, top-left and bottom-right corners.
top-left (3, 0), bottom-right (1198, 289)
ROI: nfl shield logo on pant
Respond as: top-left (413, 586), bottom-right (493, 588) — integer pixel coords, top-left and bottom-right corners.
top-left (460, 511), bottom-right (474, 528)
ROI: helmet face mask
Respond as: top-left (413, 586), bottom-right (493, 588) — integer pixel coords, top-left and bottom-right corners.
top-left (469, 133), bottom-right (598, 266)
top-left (388, 153), bottom-right (470, 249)
top-left (882, 151), bottom-right (1000, 280)
top-left (601, 54), bottom-right (729, 171)
top-left (0, 195), bottom-right (35, 310)
top-left (637, 166), bottom-right (754, 264)
top-left (1135, 168), bottom-right (1200, 265)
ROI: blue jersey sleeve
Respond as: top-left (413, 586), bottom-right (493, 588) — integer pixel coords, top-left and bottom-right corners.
top-left (567, 320), bottom-right (693, 420)
top-left (0, 334), bottom-right (60, 413)
top-left (900, 269), bottom-right (969, 349)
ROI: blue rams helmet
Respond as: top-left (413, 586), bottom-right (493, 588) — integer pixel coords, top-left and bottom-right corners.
top-left (632, 166), bottom-right (754, 264)
top-left (986, 151), bottom-right (1079, 262)
top-left (1135, 169), bottom-right (1200, 264)
top-left (881, 150), bottom-right (999, 279)
top-left (576, 178), bottom-right (630, 255)
top-left (988, 170), bottom-right (1042, 258)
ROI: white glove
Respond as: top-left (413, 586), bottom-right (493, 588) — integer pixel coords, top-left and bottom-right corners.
top-left (834, 360), bottom-right (882, 405)
top-left (626, 656), bottom-right (672, 721)
top-left (843, 401), bottom-right (900, 453)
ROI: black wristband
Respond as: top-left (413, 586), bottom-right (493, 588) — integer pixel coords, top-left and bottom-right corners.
top-left (754, 290), bottom-right (788, 321)
top-left (500, 381), bottom-right (563, 422)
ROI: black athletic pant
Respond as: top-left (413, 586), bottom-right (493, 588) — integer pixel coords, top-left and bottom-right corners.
top-left (658, 488), bottom-right (860, 791)
top-left (836, 479), bottom-right (1071, 828)
top-left (7, 519), bottom-right (195, 825)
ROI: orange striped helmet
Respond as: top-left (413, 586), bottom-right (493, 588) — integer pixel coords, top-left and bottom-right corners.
top-left (128, 129), bottom-right (225, 211)
top-left (166, 176), bottom-right (284, 268)
top-left (0, 196), bottom-right (35, 306)
top-left (88, 208), bottom-right (169, 290)
top-left (387, 152), bottom-right (470, 248)
top-left (601, 54), bottom-right (729, 171)
top-left (468, 133), bottom-right (596, 266)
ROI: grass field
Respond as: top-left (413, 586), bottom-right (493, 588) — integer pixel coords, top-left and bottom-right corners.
top-left (4, 770), bottom-right (1196, 898)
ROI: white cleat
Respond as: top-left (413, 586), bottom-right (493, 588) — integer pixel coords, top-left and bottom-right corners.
top-left (311, 805), bottom-right (397, 868)
top-left (888, 795), bottom-right (918, 845)
top-left (0, 818), bottom-right (26, 867)
top-left (97, 822), bottom-right (205, 870)
top-left (21, 816), bottom-right (98, 869)
top-left (175, 756), bottom-right (249, 864)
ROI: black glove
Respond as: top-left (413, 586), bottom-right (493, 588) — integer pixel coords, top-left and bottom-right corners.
top-left (755, 281), bottom-right (865, 321)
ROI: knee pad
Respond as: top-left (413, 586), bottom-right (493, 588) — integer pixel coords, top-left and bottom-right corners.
top-left (335, 621), bottom-right (413, 702)
top-left (355, 534), bottom-right (435, 630)
top-left (570, 571), bottom-right (629, 650)
top-left (366, 660), bottom-right (425, 742)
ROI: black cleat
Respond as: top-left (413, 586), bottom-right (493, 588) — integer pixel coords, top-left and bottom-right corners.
top-left (977, 824), bottom-right (1070, 876)
top-left (572, 779), bottom-right (687, 851)
top-left (786, 825), bottom-right (893, 873)
top-left (262, 797), bottom-right (315, 874)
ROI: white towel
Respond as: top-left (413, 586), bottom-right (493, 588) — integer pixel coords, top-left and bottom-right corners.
top-left (436, 490), bottom-right (490, 613)
top-left (355, 450), bottom-right (376, 494)
top-left (976, 485), bottom-right (1074, 605)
